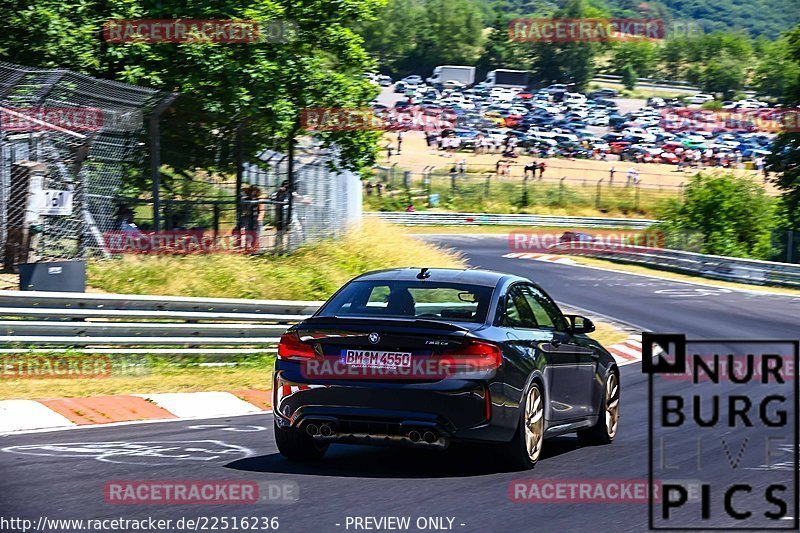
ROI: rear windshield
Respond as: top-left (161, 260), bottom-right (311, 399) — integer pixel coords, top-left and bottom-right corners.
top-left (317, 280), bottom-right (494, 323)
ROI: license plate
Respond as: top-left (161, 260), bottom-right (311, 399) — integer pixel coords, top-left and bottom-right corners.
top-left (342, 350), bottom-right (412, 369)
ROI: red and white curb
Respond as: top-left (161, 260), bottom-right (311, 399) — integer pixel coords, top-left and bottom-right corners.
top-left (1, 336), bottom-right (643, 434)
top-left (607, 335), bottom-right (643, 367)
top-left (0, 390), bottom-right (271, 434)
top-left (503, 252), bottom-right (576, 265)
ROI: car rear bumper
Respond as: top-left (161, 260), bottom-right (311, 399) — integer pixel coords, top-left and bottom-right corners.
top-left (273, 367), bottom-right (515, 445)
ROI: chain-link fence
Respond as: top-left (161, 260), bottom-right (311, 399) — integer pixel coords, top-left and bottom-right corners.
top-left (109, 144), bottom-right (362, 254)
top-left (0, 62), bottom-right (170, 270)
top-left (366, 165), bottom-right (681, 216)
top-left (238, 145), bottom-right (362, 252)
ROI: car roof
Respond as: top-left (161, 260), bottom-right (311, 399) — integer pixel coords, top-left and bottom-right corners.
top-left (352, 268), bottom-right (520, 288)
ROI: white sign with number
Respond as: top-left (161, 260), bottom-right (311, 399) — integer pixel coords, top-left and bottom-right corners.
top-left (36, 189), bottom-right (74, 216)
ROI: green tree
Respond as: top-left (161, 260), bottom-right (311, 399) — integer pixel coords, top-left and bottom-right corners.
top-left (752, 37), bottom-right (800, 98)
top-left (367, 0), bottom-right (486, 76)
top-left (610, 40), bottom-right (658, 78)
top-left (0, 0), bottom-right (384, 179)
top-left (621, 62), bottom-right (637, 90)
top-left (658, 174), bottom-right (776, 259)
top-left (767, 25), bottom-right (800, 235)
top-left (476, 13), bottom-right (531, 78)
top-left (701, 56), bottom-right (745, 99)
top-left (530, 0), bottom-right (602, 90)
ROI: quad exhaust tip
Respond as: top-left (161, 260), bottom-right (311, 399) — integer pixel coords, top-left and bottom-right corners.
top-left (406, 429), bottom-right (438, 444)
top-left (320, 423), bottom-right (334, 437)
top-left (306, 423), bottom-right (320, 436)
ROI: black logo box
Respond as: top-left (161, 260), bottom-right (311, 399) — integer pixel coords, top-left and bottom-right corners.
top-left (644, 333), bottom-right (800, 531)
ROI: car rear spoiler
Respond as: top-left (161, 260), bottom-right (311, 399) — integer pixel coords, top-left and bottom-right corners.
top-left (300, 316), bottom-right (470, 332)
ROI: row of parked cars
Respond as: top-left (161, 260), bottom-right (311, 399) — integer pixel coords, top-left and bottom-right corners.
top-left (372, 76), bottom-right (776, 163)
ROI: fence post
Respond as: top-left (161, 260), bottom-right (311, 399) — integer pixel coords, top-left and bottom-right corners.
top-left (213, 202), bottom-right (220, 236)
top-left (2, 162), bottom-right (46, 273)
top-left (234, 121), bottom-right (244, 230)
top-left (595, 178), bottom-right (604, 209)
top-left (559, 176), bottom-right (566, 205)
top-left (485, 173), bottom-right (491, 198)
top-left (148, 92), bottom-right (179, 233)
top-left (389, 163), bottom-right (398, 188)
top-left (635, 183), bottom-right (640, 211)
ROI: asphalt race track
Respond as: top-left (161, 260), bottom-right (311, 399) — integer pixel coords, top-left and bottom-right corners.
top-left (1, 234), bottom-right (798, 533)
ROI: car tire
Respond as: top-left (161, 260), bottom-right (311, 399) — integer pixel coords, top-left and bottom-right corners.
top-left (498, 380), bottom-right (545, 471)
top-left (578, 370), bottom-right (620, 446)
top-left (274, 421), bottom-right (329, 461)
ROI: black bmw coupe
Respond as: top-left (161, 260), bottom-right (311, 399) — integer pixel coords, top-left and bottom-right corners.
top-left (273, 268), bottom-right (619, 469)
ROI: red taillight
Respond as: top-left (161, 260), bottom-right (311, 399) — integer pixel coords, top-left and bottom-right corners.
top-left (277, 332), bottom-right (317, 361)
top-left (438, 340), bottom-right (503, 372)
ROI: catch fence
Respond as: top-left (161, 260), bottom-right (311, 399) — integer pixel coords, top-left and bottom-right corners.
top-left (0, 62), bottom-right (170, 269)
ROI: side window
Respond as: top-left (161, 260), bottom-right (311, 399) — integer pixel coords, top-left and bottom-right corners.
top-left (520, 285), bottom-right (568, 331)
top-left (503, 286), bottom-right (538, 328)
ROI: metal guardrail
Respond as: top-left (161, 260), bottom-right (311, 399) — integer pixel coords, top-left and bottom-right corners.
top-left (551, 243), bottom-right (800, 288)
top-left (370, 211), bottom-right (657, 229)
top-left (0, 291), bottom-right (324, 354)
top-left (592, 74), bottom-right (701, 92)
top-left (0, 291), bottom-right (322, 316)
top-left (0, 293), bottom-right (486, 353)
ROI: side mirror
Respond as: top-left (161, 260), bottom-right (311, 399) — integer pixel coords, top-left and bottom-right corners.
top-left (565, 314), bottom-right (595, 334)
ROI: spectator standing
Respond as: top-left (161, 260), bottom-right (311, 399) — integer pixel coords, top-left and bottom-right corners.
top-left (524, 161), bottom-right (537, 180)
top-left (626, 166), bottom-right (637, 187)
top-left (609, 166), bottom-right (616, 184)
top-left (397, 130), bottom-right (405, 154)
top-left (538, 161), bottom-right (546, 180)
top-left (475, 134), bottom-right (485, 154)
top-left (425, 130), bottom-right (436, 149)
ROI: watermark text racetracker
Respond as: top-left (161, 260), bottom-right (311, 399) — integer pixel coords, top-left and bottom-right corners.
top-left (103, 19), bottom-right (297, 43)
top-left (0, 515), bottom-right (279, 533)
top-left (0, 106), bottom-right (143, 133)
top-left (104, 480), bottom-right (298, 505)
top-left (0, 355), bottom-right (111, 379)
top-left (661, 107), bottom-right (800, 134)
top-left (300, 107), bottom-right (456, 132)
top-left (508, 228), bottom-right (703, 255)
top-left (509, 18), bottom-right (664, 42)
top-left (645, 334), bottom-right (799, 529)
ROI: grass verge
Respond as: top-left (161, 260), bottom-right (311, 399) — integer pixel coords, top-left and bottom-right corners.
top-left (87, 221), bottom-right (467, 300)
top-left (587, 322), bottom-right (629, 347)
top-left (0, 364), bottom-right (274, 400)
top-left (0, 353), bottom-right (276, 400)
